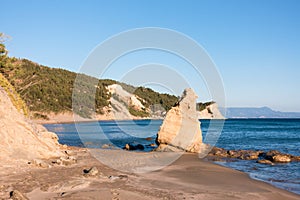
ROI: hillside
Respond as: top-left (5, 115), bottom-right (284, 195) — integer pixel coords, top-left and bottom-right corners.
top-left (0, 57), bottom-right (180, 119)
top-left (0, 39), bottom-right (223, 121)
top-left (0, 73), bottom-right (28, 116)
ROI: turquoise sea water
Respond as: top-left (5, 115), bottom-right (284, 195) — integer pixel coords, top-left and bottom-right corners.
top-left (44, 119), bottom-right (300, 195)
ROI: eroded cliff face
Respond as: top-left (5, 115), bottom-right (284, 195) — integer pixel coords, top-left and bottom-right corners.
top-left (107, 84), bottom-right (147, 120)
top-left (155, 88), bottom-right (203, 153)
top-left (198, 103), bottom-right (225, 119)
top-left (0, 87), bottom-right (63, 163)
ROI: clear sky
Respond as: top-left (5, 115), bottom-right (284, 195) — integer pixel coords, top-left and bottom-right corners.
top-left (2, 0), bottom-right (300, 112)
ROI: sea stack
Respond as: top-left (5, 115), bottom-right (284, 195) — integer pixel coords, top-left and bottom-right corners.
top-left (156, 88), bottom-right (203, 153)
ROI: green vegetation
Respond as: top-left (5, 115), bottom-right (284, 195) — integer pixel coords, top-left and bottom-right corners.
top-left (196, 101), bottom-right (215, 111)
top-left (0, 58), bottom-right (119, 118)
top-left (0, 34), bottom-right (28, 116)
top-left (33, 112), bottom-right (49, 120)
top-left (128, 106), bottom-right (150, 117)
top-left (132, 87), bottom-right (178, 111)
top-left (0, 33), bottom-right (212, 119)
top-left (0, 70), bottom-right (28, 116)
top-left (0, 54), bottom-right (179, 118)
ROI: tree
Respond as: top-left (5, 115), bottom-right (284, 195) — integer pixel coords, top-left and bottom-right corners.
top-left (0, 33), bottom-right (6, 56)
top-left (0, 33), bottom-right (10, 68)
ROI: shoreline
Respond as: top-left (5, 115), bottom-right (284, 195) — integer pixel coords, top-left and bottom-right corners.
top-left (33, 117), bottom-right (300, 125)
top-left (31, 112), bottom-right (226, 125)
top-left (1, 148), bottom-right (299, 199)
top-left (34, 118), bottom-right (164, 125)
top-left (41, 120), bottom-right (300, 196)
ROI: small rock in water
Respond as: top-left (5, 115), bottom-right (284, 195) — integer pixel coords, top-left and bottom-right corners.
top-left (10, 190), bottom-right (29, 200)
top-left (83, 167), bottom-right (99, 176)
top-left (124, 143), bottom-right (144, 151)
top-left (263, 150), bottom-right (292, 163)
top-left (124, 144), bottom-right (130, 150)
top-left (291, 155), bottom-right (300, 161)
top-left (136, 144), bottom-right (144, 150)
top-left (272, 155), bottom-right (291, 163)
top-left (145, 137), bottom-right (152, 141)
top-left (257, 159), bottom-right (274, 165)
top-left (101, 144), bottom-right (110, 149)
top-left (242, 151), bottom-right (262, 160)
top-left (208, 147), bottom-right (228, 157)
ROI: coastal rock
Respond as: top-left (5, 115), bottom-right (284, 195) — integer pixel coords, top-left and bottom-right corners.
top-left (124, 143), bottom-right (144, 151)
top-left (239, 150), bottom-right (263, 160)
top-left (263, 150), bottom-right (292, 163)
top-left (10, 190), bottom-right (29, 200)
top-left (272, 155), bottom-right (291, 163)
top-left (291, 155), bottom-right (300, 161)
top-left (207, 147), bottom-right (298, 164)
top-left (209, 147), bottom-right (228, 157)
top-left (101, 144), bottom-right (110, 149)
top-left (257, 159), bottom-right (274, 165)
top-left (155, 88), bottom-right (202, 153)
top-left (208, 148), bottom-right (263, 160)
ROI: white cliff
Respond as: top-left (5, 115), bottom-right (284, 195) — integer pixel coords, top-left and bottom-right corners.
top-left (198, 103), bottom-right (225, 119)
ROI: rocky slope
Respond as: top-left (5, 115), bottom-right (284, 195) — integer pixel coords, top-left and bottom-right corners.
top-left (0, 83), bottom-right (63, 164)
top-left (107, 84), bottom-right (149, 119)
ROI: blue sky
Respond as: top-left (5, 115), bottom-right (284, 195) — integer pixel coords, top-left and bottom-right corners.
top-left (2, 0), bottom-right (300, 111)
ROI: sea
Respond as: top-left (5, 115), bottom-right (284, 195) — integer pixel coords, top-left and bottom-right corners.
top-left (44, 119), bottom-right (300, 195)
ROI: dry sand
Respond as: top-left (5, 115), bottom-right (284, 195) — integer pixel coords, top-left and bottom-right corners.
top-left (0, 147), bottom-right (299, 200)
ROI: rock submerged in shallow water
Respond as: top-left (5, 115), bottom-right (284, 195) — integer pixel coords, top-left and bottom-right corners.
top-left (208, 147), bottom-right (298, 164)
top-left (124, 143), bottom-right (144, 151)
top-left (272, 155), bottom-right (291, 163)
top-left (263, 150), bottom-right (292, 163)
top-left (257, 159), bottom-right (274, 165)
top-left (155, 88), bottom-right (203, 153)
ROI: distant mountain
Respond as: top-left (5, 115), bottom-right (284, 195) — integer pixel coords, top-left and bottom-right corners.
top-left (226, 107), bottom-right (300, 118)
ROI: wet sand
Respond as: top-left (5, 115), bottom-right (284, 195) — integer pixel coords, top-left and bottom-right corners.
top-left (0, 148), bottom-right (299, 200)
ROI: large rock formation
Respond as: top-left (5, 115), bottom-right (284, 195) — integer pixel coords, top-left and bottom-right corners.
top-left (155, 88), bottom-right (203, 153)
top-left (0, 86), bottom-right (63, 164)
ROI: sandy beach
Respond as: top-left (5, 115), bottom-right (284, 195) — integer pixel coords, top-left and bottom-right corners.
top-left (1, 147), bottom-right (299, 200)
